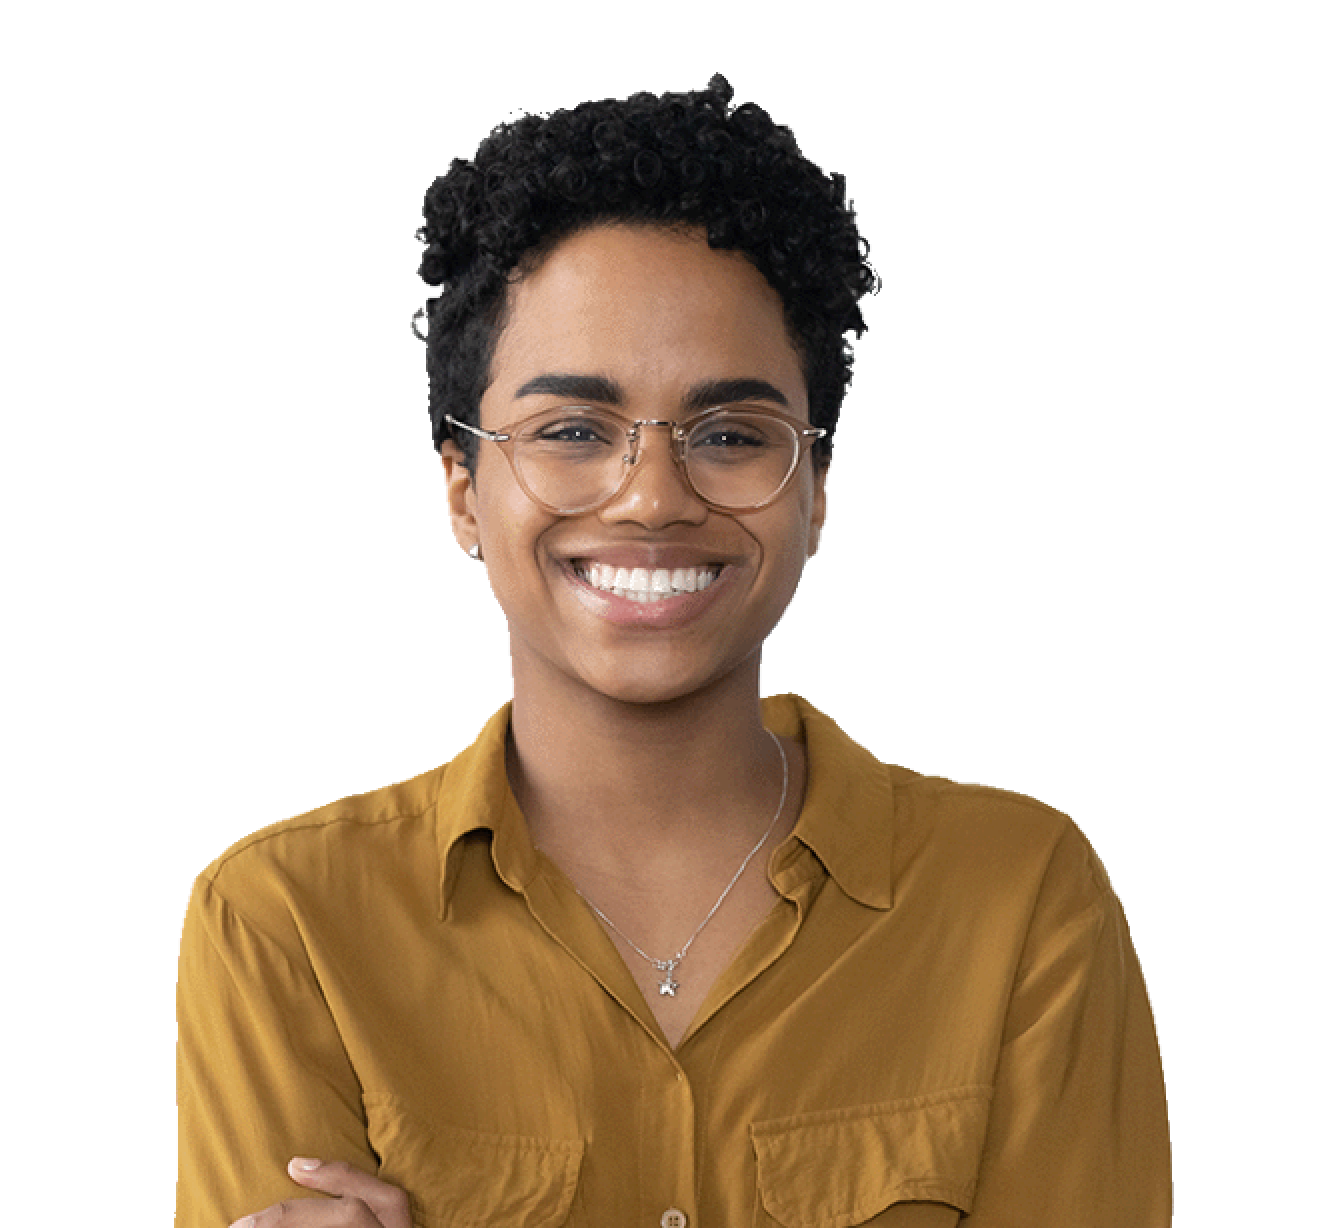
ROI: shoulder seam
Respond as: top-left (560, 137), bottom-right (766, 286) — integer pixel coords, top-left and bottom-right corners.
top-left (202, 786), bottom-right (441, 882)
top-left (893, 773), bottom-right (1071, 822)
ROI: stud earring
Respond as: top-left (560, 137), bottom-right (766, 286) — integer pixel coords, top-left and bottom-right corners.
top-left (468, 543), bottom-right (483, 561)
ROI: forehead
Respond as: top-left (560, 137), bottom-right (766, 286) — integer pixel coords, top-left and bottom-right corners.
top-left (484, 224), bottom-right (808, 414)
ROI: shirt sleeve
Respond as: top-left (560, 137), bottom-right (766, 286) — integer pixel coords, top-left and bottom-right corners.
top-left (176, 875), bottom-right (379, 1227)
top-left (965, 822), bottom-right (1172, 1225)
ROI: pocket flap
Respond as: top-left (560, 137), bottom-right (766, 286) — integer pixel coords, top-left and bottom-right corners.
top-left (750, 1086), bottom-right (992, 1228)
top-left (366, 1098), bottom-right (583, 1228)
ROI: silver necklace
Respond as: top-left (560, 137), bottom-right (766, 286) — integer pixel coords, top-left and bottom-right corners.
top-left (579, 733), bottom-right (789, 998)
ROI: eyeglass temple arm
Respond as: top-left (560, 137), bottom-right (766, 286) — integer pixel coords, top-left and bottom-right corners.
top-left (445, 414), bottom-right (510, 443)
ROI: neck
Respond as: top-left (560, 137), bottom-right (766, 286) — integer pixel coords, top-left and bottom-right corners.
top-left (506, 653), bottom-right (785, 879)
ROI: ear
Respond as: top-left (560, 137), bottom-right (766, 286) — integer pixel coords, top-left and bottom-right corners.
top-left (440, 440), bottom-right (480, 556)
top-left (807, 460), bottom-right (828, 557)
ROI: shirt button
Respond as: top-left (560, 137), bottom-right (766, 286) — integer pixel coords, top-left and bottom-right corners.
top-left (661, 1210), bottom-right (688, 1228)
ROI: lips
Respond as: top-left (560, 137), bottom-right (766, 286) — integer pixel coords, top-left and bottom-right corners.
top-left (560, 551), bottom-right (734, 627)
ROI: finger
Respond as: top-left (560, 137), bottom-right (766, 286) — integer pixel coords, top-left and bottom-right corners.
top-left (229, 1196), bottom-right (382, 1227)
top-left (286, 1156), bottom-right (379, 1195)
top-left (286, 1158), bottom-right (411, 1228)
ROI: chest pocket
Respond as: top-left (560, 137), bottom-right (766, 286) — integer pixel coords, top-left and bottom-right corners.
top-left (750, 1086), bottom-right (991, 1227)
top-left (365, 1097), bottom-right (584, 1228)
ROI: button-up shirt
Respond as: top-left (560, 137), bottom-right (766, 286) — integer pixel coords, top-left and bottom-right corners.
top-left (176, 695), bottom-right (1171, 1226)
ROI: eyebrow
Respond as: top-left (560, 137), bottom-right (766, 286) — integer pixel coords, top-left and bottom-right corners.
top-left (514, 374), bottom-right (625, 404)
top-left (680, 378), bottom-right (789, 414)
top-left (513, 373), bottom-right (790, 414)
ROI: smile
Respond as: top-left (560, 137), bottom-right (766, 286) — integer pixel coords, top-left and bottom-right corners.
top-left (557, 557), bottom-right (735, 626)
top-left (572, 562), bottom-right (722, 603)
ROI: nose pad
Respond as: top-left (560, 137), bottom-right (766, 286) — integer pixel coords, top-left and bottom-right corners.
top-left (626, 422), bottom-right (689, 482)
top-left (607, 422), bottom-right (702, 519)
top-left (623, 422), bottom-right (686, 468)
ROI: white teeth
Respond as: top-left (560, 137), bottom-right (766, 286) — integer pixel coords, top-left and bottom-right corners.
top-left (575, 563), bottom-right (720, 601)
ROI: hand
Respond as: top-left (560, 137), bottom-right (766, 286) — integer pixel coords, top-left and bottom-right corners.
top-left (228, 1158), bottom-right (412, 1228)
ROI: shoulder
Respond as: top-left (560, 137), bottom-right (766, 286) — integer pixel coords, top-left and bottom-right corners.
top-left (891, 764), bottom-right (1073, 844)
top-left (888, 764), bottom-right (1114, 915)
top-left (190, 762), bottom-right (448, 937)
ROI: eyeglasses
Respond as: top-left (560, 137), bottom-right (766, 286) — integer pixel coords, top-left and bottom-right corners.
top-left (445, 406), bottom-right (826, 516)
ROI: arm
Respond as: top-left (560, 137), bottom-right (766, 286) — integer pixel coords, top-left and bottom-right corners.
top-left (230, 1159), bottom-right (410, 1228)
top-left (177, 876), bottom-right (383, 1226)
top-left (966, 824), bottom-right (1172, 1225)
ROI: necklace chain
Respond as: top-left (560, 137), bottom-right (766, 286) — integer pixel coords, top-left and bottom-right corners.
top-left (579, 732), bottom-right (789, 997)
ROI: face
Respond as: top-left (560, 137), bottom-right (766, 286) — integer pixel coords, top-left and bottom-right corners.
top-left (442, 223), bottom-right (827, 707)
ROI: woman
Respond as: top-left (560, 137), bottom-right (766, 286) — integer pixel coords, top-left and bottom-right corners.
top-left (177, 76), bottom-right (1170, 1227)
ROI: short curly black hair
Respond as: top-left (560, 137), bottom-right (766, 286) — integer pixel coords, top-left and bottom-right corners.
top-left (416, 74), bottom-right (876, 471)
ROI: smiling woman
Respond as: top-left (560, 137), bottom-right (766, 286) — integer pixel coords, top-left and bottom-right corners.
top-left (176, 76), bottom-right (1171, 1228)
top-left (446, 223), bottom-right (826, 710)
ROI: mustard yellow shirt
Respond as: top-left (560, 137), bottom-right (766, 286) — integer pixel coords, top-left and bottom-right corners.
top-left (177, 695), bottom-right (1171, 1226)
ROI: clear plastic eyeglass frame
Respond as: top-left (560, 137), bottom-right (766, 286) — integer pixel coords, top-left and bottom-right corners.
top-left (444, 406), bottom-right (827, 516)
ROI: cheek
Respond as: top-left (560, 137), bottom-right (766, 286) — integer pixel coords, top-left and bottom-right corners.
top-left (472, 482), bottom-right (560, 608)
top-left (747, 498), bottom-right (815, 596)
top-left (783, 471), bottom-right (821, 552)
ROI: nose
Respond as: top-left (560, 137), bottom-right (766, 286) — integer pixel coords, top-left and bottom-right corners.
top-left (597, 422), bottom-right (707, 528)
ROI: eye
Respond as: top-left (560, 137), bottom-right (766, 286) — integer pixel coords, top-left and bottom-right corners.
top-left (540, 422), bottom-right (606, 444)
top-left (528, 410), bottom-right (623, 447)
top-left (689, 414), bottom-right (773, 452)
top-left (696, 428), bottom-right (765, 448)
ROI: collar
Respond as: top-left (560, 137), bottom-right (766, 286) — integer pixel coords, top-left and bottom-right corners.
top-left (761, 694), bottom-right (894, 911)
top-left (432, 695), bottom-right (894, 918)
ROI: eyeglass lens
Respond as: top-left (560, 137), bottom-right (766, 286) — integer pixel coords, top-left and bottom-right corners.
top-left (511, 409), bottom-right (802, 513)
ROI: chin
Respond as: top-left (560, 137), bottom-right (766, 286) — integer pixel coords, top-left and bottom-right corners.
top-left (575, 647), bottom-right (759, 709)
top-left (594, 677), bottom-right (707, 708)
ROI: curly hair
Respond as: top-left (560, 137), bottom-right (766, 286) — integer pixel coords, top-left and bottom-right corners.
top-left (416, 74), bottom-right (877, 471)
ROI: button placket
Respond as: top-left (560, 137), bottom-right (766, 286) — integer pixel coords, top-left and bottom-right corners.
top-left (661, 1210), bottom-right (688, 1228)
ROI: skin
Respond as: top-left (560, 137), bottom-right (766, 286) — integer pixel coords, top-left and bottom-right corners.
top-left (234, 222), bottom-right (829, 1225)
top-left (228, 1159), bottom-right (409, 1227)
top-left (444, 218), bottom-right (824, 898)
